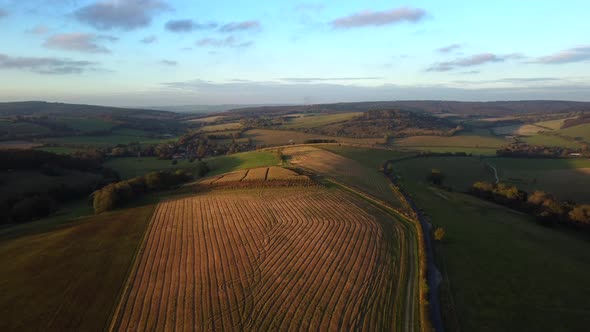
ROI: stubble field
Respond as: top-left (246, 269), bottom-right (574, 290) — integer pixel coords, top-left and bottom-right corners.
top-left (110, 188), bottom-right (407, 331)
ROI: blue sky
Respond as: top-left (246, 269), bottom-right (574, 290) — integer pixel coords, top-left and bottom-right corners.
top-left (0, 0), bottom-right (589, 106)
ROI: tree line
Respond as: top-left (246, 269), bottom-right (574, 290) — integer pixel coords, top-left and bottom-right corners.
top-left (471, 181), bottom-right (590, 229)
top-left (92, 167), bottom-right (207, 214)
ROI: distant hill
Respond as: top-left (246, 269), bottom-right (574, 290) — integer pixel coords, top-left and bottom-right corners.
top-left (0, 101), bottom-right (176, 119)
top-left (227, 100), bottom-right (590, 117)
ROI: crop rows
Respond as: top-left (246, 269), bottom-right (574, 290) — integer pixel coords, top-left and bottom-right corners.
top-left (110, 189), bottom-right (401, 331)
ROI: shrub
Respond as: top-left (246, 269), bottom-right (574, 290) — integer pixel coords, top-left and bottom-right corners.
top-left (434, 227), bottom-right (446, 241)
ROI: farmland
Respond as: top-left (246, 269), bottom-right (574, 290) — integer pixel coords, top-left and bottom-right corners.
top-left (111, 188), bottom-right (417, 331)
top-left (196, 166), bottom-right (314, 188)
top-left (282, 146), bottom-right (405, 210)
top-left (244, 129), bottom-right (386, 146)
top-left (104, 151), bottom-right (279, 179)
top-left (0, 205), bottom-right (154, 332)
top-left (200, 122), bottom-right (242, 132)
top-left (389, 161), bottom-right (590, 331)
top-left (281, 112), bottom-right (363, 129)
top-left (390, 131), bottom-right (507, 150)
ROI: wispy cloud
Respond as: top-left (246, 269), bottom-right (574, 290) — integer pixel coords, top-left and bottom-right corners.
top-left (0, 53), bottom-right (97, 74)
top-left (74, 0), bottom-right (170, 30)
top-left (428, 53), bottom-right (524, 71)
top-left (26, 25), bottom-right (50, 35)
top-left (160, 59), bottom-right (177, 66)
top-left (218, 21), bottom-right (261, 33)
top-left (535, 45), bottom-right (590, 64)
top-left (140, 35), bottom-right (157, 44)
top-left (437, 43), bottom-right (461, 53)
top-left (44, 33), bottom-right (116, 54)
top-left (197, 36), bottom-right (253, 48)
top-left (165, 19), bottom-right (217, 32)
top-left (331, 7), bottom-right (426, 29)
top-left (279, 77), bottom-right (383, 83)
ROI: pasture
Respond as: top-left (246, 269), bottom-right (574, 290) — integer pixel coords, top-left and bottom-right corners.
top-left (200, 122), bottom-right (242, 132)
top-left (104, 151), bottom-right (279, 179)
top-left (56, 117), bottom-right (115, 133)
top-left (390, 163), bottom-right (590, 331)
top-left (110, 188), bottom-right (417, 331)
top-left (0, 205), bottom-right (154, 332)
top-left (390, 132), bottom-right (507, 150)
top-left (521, 134), bottom-right (582, 148)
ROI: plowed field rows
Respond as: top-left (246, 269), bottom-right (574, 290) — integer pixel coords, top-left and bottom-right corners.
top-left (110, 188), bottom-right (405, 331)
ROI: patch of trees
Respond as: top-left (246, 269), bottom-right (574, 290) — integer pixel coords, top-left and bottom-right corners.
top-left (562, 113), bottom-right (590, 129)
top-left (497, 143), bottom-right (590, 158)
top-left (300, 110), bottom-right (462, 139)
top-left (92, 169), bottom-right (199, 214)
top-left (1, 149), bottom-right (104, 172)
top-left (471, 181), bottom-right (590, 229)
top-left (303, 139), bottom-right (338, 144)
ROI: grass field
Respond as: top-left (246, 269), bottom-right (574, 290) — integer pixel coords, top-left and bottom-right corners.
top-left (104, 151), bottom-right (279, 179)
top-left (111, 187), bottom-right (414, 331)
top-left (41, 135), bottom-right (174, 147)
top-left (557, 123), bottom-right (590, 141)
top-left (521, 134), bottom-right (582, 148)
top-left (391, 132), bottom-right (507, 150)
top-left (35, 146), bottom-right (84, 154)
top-left (534, 118), bottom-right (568, 130)
top-left (389, 164), bottom-right (590, 331)
top-left (200, 122), bottom-right (242, 132)
top-left (245, 129), bottom-right (386, 146)
top-left (0, 140), bottom-right (43, 149)
top-left (188, 115), bottom-right (226, 123)
top-left (491, 124), bottom-right (543, 136)
top-left (282, 112), bottom-right (362, 129)
top-left (56, 117), bottom-right (115, 133)
top-left (489, 158), bottom-right (590, 202)
top-left (0, 205), bottom-right (154, 332)
top-left (319, 145), bottom-right (413, 168)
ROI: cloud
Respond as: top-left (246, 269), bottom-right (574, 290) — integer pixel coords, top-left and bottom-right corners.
top-left (74, 0), bottom-right (170, 30)
top-left (437, 43), bottom-right (461, 53)
top-left (165, 19), bottom-right (217, 32)
top-left (0, 53), bottom-right (97, 74)
top-left (197, 36), bottom-right (253, 48)
top-left (428, 53), bottom-right (524, 71)
top-left (27, 25), bottom-right (50, 35)
top-left (0, 9), bottom-right (7, 18)
top-left (158, 79), bottom-right (590, 105)
top-left (140, 35), bottom-right (157, 43)
top-left (331, 7), bottom-right (426, 28)
top-left (44, 33), bottom-right (115, 53)
top-left (160, 59), bottom-right (177, 66)
top-left (535, 45), bottom-right (590, 64)
top-left (453, 77), bottom-right (561, 85)
top-left (218, 21), bottom-right (261, 33)
top-left (279, 77), bottom-right (383, 83)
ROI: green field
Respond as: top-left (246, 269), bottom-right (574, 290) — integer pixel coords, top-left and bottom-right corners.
top-left (104, 151), bottom-right (279, 179)
top-left (557, 123), bottom-right (590, 142)
top-left (391, 131), bottom-right (507, 150)
top-left (319, 145), bottom-right (413, 169)
top-left (56, 117), bottom-right (116, 133)
top-left (41, 134), bottom-right (174, 147)
top-left (282, 112), bottom-right (362, 129)
top-left (200, 122), bottom-right (242, 132)
top-left (35, 146), bottom-right (85, 154)
top-left (521, 134), bottom-right (582, 148)
top-left (0, 205), bottom-right (154, 331)
top-left (392, 157), bottom-right (590, 332)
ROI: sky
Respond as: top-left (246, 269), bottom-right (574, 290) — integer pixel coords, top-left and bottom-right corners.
top-left (0, 0), bottom-right (589, 106)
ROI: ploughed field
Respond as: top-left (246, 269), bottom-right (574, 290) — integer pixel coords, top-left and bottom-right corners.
top-left (110, 188), bottom-right (406, 331)
top-left (195, 166), bottom-right (315, 189)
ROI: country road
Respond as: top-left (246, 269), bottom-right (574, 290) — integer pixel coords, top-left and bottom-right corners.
top-left (486, 162), bottom-right (500, 184)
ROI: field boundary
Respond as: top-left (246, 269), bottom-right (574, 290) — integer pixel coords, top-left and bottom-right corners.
top-left (311, 174), bottom-right (431, 332)
top-left (107, 205), bottom-right (157, 332)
